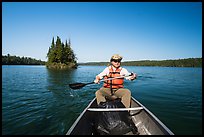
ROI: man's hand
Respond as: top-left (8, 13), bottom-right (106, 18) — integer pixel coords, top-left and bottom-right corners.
top-left (94, 76), bottom-right (100, 84)
top-left (130, 73), bottom-right (137, 81)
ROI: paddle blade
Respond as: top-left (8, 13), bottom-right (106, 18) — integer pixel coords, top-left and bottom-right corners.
top-left (69, 83), bottom-right (86, 89)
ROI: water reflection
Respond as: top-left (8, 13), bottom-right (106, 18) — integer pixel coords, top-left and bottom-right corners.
top-left (45, 68), bottom-right (82, 134)
top-left (46, 68), bottom-right (76, 87)
top-left (46, 68), bottom-right (79, 97)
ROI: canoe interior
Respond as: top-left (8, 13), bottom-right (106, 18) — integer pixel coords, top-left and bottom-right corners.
top-left (67, 97), bottom-right (174, 135)
top-left (67, 99), bottom-right (99, 135)
top-left (130, 97), bottom-right (173, 135)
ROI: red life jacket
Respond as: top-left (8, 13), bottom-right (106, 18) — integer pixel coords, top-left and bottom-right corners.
top-left (103, 66), bottom-right (124, 89)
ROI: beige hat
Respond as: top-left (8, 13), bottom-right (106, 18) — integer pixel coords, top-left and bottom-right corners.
top-left (110, 54), bottom-right (123, 61)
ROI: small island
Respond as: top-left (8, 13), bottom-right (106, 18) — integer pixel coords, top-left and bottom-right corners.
top-left (2, 36), bottom-right (77, 70)
top-left (46, 36), bottom-right (77, 69)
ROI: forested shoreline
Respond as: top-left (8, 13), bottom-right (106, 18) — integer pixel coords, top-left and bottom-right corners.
top-left (2, 54), bottom-right (202, 68)
top-left (79, 58), bottom-right (202, 67)
top-left (2, 54), bottom-right (46, 65)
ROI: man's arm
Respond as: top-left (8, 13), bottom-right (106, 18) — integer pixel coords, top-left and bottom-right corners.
top-left (121, 68), bottom-right (137, 80)
top-left (94, 67), bottom-right (109, 83)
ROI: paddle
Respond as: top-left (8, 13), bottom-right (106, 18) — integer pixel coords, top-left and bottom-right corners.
top-left (69, 73), bottom-right (134, 90)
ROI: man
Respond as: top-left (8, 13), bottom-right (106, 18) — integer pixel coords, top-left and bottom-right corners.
top-left (94, 54), bottom-right (137, 108)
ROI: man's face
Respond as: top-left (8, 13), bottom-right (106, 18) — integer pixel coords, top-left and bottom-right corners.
top-left (111, 59), bottom-right (121, 68)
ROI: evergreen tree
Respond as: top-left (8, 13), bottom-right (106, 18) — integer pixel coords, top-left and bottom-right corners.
top-left (55, 36), bottom-right (63, 63)
top-left (47, 37), bottom-right (56, 63)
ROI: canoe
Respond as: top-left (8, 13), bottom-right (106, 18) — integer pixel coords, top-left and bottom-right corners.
top-left (66, 97), bottom-right (174, 135)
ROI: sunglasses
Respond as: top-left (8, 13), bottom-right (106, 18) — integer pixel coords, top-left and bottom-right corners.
top-left (111, 59), bottom-right (121, 63)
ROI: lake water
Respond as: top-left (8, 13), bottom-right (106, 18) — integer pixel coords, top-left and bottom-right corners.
top-left (2, 65), bottom-right (202, 135)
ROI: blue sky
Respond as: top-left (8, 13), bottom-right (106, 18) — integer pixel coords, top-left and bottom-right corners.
top-left (2, 2), bottom-right (202, 62)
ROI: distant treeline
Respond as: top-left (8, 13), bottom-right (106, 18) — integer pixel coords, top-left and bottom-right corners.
top-left (79, 58), bottom-right (202, 67)
top-left (2, 54), bottom-right (46, 65)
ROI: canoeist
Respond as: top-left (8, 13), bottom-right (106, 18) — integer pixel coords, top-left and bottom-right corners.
top-left (94, 54), bottom-right (137, 108)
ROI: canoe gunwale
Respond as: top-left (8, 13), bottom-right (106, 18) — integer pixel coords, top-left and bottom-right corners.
top-left (87, 107), bottom-right (143, 111)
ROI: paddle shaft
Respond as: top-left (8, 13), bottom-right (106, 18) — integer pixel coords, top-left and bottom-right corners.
top-left (100, 75), bottom-right (131, 82)
top-left (81, 75), bottom-right (131, 85)
top-left (69, 73), bottom-right (134, 89)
